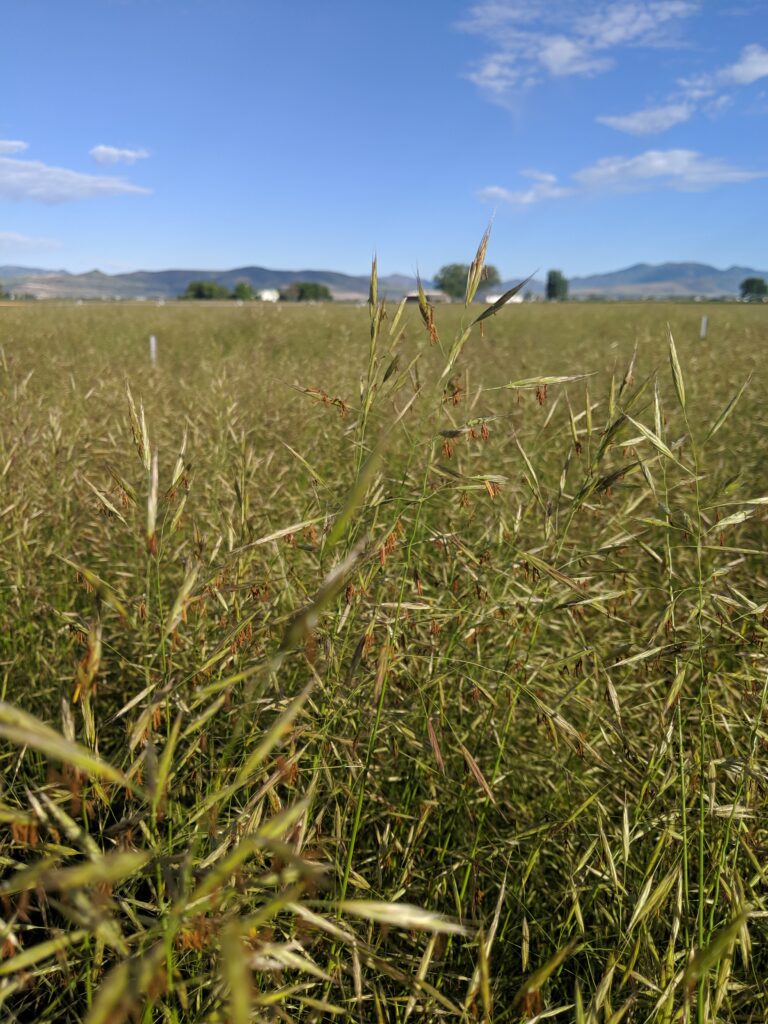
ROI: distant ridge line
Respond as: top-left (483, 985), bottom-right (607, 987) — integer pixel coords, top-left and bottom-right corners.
top-left (1, 261), bottom-right (766, 300)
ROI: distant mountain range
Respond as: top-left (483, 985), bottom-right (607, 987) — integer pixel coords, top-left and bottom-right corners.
top-left (1, 261), bottom-right (765, 300)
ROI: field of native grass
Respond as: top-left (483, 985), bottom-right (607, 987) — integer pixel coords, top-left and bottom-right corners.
top-left (1, 273), bottom-right (768, 1022)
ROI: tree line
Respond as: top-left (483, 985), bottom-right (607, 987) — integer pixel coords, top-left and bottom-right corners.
top-left (179, 280), bottom-right (332, 301)
top-left (434, 265), bottom-right (767, 302)
top-left (433, 263), bottom-right (569, 301)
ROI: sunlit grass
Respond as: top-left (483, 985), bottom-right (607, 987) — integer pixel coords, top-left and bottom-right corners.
top-left (1, 267), bottom-right (767, 1022)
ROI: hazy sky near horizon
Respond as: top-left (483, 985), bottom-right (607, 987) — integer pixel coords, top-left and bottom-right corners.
top-left (1, 0), bottom-right (766, 278)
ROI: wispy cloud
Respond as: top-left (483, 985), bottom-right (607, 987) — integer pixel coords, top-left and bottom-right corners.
top-left (537, 36), bottom-right (612, 77)
top-left (521, 169), bottom-right (559, 183)
top-left (481, 148), bottom-right (765, 205)
top-left (0, 154), bottom-right (151, 202)
top-left (716, 42), bottom-right (768, 86)
top-left (574, 149), bottom-right (764, 189)
top-left (479, 177), bottom-right (574, 204)
top-left (598, 42), bottom-right (768, 135)
top-left (0, 231), bottom-right (62, 252)
top-left (597, 101), bottom-right (693, 134)
top-left (681, 42), bottom-right (768, 97)
top-left (458, 2), bottom-right (698, 100)
top-left (0, 140), bottom-right (29, 155)
top-left (576, 1), bottom-right (697, 47)
top-left (90, 144), bottom-right (150, 165)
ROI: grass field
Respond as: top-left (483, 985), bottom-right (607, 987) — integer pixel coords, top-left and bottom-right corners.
top-left (1, 282), bottom-right (768, 1022)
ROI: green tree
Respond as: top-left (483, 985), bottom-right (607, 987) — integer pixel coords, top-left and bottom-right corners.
top-left (433, 263), bottom-right (501, 300)
top-left (740, 277), bottom-right (767, 301)
top-left (232, 281), bottom-right (257, 301)
top-left (180, 280), bottom-right (231, 300)
top-left (280, 282), bottom-right (332, 302)
top-left (546, 270), bottom-right (568, 301)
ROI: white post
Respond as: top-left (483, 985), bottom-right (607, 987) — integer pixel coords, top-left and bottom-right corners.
top-left (700, 315), bottom-right (708, 340)
top-left (149, 334), bottom-right (157, 365)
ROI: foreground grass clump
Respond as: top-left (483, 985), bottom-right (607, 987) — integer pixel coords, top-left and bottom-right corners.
top-left (1, 256), bottom-right (768, 1022)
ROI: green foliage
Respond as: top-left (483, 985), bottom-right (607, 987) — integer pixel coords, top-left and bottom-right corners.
top-left (1, 293), bottom-right (767, 1020)
top-left (231, 280), bottom-right (257, 301)
top-left (740, 276), bottom-right (767, 300)
top-left (546, 268), bottom-right (569, 300)
top-left (434, 262), bottom-right (501, 300)
top-left (280, 281), bottom-right (332, 302)
top-left (180, 279), bottom-right (232, 300)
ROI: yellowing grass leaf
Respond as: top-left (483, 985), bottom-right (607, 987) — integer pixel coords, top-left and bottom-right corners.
top-left (0, 929), bottom-right (88, 976)
top-left (465, 225), bottom-right (491, 305)
top-left (58, 556), bottom-right (129, 619)
top-left (339, 901), bottom-right (470, 935)
top-left (667, 326), bottom-right (686, 411)
top-left (427, 718), bottom-right (445, 775)
top-left (522, 551), bottom-right (582, 593)
top-left (706, 377), bottom-right (750, 441)
top-left (511, 940), bottom-right (581, 1010)
top-left (625, 416), bottom-right (676, 461)
top-left (83, 477), bottom-right (127, 525)
top-left (235, 684), bottom-right (314, 786)
top-left (223, 927), bottom-right (254, 1024)
top-left (708, 509), bottom-right (754, 533)
top-left (683, 910), bottom-right (748, 994)
top-left (459, 741), bottom-right (496, 804)
top-left (628, 865), bottom-right (679, 933)
top-left (0, 702), bottom-right (138, 794)
top-left (486, 373), bottom-right (593, 392)
top-left (43, 850), bottom-right (151, 892)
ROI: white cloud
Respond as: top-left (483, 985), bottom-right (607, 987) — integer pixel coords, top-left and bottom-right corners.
top-left (481, 148), bottom-right (764, 205)
top-left (706, 94), bottom-right (733, 115)
top-left (521, 169), bottom-right (558, 182)
top-left (575, 2), bottom-right (697, 48)
top-left (597, 101), bottom-right (693, 134)
top-left (458, 2), bottom-right (698, 101)
top-left (466, 52), bottom-right (523, 93)
top-left (479, 178), bottom-right (574, 204)
top-left (575, 149), bottom-right (764, 189)
top-left (538, 36), bottom-right (613, 77)
top-left (0, 155), bottom-right (151, 202)
top-left (0, 231), bottom-right (62, 252)
top-left (599, 42), bottom-right (768, 136)
top-left (90, 144), bottom-right (150, 165)
top-left (680, 43), bottom-right (768, 98)
top-left (0, 140), bottom-right (29, 155)
top-left (720, 43), bottom-right (768, 86)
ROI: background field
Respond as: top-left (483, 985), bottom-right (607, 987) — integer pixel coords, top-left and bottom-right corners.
top-left (1, 298), bottom-right (768, 1022)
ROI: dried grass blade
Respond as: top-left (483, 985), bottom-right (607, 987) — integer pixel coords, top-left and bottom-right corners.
top-left (0, 702), bottom-right (138, 793)
top-left (0, 930), bottom-right (89, 977)
top-left (58, 556), bottom-right (129, 619)
top-left (339, 901), bottom-right (470, 935)
top-left (682, 909), bottom-right (748, 996)
top-left (83, 477), bottom-right (127, 525)
top-left (459, 741), bottom-right (496, 804)
top-left (465, 225), bottom-right (491, 305)
top-left (427, 718), bottom-right (445, 775)
top-left (706, 377), bottom-right (750, 441)
top-left (667, 326), bottom-right (686, 410)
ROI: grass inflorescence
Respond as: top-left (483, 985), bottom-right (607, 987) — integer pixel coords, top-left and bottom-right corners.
top-left (1, 249), bottom-right (768, 1022)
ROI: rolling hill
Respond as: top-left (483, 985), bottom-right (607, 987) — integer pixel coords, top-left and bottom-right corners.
top-left (1, 262), bottom-right (765, 301)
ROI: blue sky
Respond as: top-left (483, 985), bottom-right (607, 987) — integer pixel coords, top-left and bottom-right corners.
top-left (1, 0), bottom-right (766, 278)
